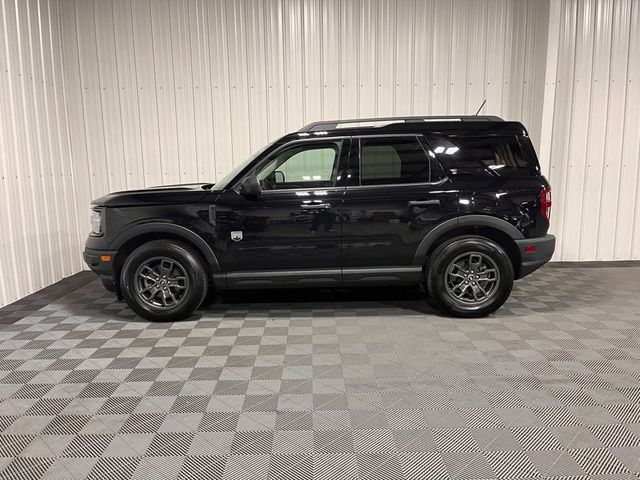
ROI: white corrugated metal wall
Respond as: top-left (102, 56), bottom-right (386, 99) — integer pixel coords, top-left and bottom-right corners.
top-left (541, 0), bottom-right (640, 261)
top-left (2, 0), bottom-right (640, 307)
top-left (58, 0), bottom-right (549, 211)
top-left (0, 0), bottom-right (84, 308)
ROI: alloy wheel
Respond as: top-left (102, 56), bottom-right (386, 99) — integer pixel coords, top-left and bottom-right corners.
top-left (134, 256), bottom-right (189, 308)
top-left (444, 252), bottom-right (500, 305)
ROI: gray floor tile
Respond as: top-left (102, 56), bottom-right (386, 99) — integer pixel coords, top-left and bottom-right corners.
top-left (1, 264), bottom-right (640, 478)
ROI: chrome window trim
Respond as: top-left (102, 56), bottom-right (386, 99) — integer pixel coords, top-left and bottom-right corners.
top-left (259, 186), bottom-right (347, 195)
top-left (344, 177), bottom-right (448, 190)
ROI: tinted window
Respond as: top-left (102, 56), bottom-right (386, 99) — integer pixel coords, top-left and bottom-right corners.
top-left (428, 136), bottom-right (530, 177)
top-left (256, 143), bottom-right (340, 190)
top-left (359, 137), bottom-right (429, 185)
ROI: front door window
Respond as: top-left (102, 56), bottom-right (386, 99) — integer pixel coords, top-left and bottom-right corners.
top-left (255, 143), bottom-right (340, 190)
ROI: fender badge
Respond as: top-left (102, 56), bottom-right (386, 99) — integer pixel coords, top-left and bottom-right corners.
top-left (231, 231), bottom-right (243, 242)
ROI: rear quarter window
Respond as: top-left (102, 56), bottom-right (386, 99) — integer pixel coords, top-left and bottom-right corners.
top-left (426, 135), bottom-right (539, 178)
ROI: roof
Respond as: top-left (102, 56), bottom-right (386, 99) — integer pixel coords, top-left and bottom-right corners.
top-left (290, 115), bottom-right (527, 139)
top-left (298, 115), bottom-right (504, 132)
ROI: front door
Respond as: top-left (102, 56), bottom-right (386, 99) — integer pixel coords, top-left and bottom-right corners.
top-left (215, 138), bottom-right (349, 288)
top-left (341, 135), bottom-right (458, 285)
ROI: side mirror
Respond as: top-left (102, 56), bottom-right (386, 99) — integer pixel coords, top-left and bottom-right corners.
top-left (239, 175), bottom-right (261, 197)
top-left (274, 171), bottom-right (285, 184)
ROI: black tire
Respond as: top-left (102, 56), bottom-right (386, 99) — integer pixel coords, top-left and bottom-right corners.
top-left (426, 236), bottom-right (514, 318)
top-left (120, 240), bottom-right (208, 321)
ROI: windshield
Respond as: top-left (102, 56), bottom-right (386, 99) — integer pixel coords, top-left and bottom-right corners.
top-left (212, 140), bottom-right (279, 191)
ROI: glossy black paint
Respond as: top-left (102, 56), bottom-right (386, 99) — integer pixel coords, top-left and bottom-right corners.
top-left (86, 118), bottom-right (554, 292)
top-left (214, 187), bottom-right (344, 274)
top-left (454, 176), bottom-right (551, 238)
top-left (92, 183), bottom-right (212, 208)
top-left (341, 183), bottom-right (458, 268)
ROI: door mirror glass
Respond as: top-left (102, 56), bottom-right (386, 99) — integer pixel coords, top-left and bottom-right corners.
top-left (239, 175), bottom-right (261, 196)
top-left (274, 170), bottom-right (285, 184)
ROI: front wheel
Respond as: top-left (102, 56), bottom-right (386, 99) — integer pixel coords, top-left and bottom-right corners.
top-left (120, 240), bottom-right (208, 321)
top-left (426, 236), bottom-right (514, 317)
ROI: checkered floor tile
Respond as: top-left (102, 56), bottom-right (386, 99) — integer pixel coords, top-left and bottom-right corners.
top-left (1, 264), bottom-right (640, 479)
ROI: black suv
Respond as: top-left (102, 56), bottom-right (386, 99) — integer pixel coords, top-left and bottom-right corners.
top-left (84, 115), bottom-right (555, 321)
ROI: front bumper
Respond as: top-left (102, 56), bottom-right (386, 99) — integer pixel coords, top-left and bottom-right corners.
top-left (515, 234), bottom-right (555, 279)
top-left (84, 248), bottom-right (119, 292)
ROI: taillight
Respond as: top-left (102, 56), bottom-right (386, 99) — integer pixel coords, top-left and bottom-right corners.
top-left (541, 187), bottom-right (552, 222)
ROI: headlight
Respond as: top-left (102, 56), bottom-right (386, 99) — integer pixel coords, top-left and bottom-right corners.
top-left (90, 208), bottom-right (104, 236)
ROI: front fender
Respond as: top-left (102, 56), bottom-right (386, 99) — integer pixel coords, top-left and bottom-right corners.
top-left (109, 222), bottom-right (221, 274)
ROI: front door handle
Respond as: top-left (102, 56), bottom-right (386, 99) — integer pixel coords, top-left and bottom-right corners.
top-left (301, 203), bottom-right (331, 210)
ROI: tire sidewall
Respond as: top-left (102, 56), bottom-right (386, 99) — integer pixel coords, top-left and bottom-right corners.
top-left (427, 236), bottom-right (514, 317)
top-left (121, 241), bottom-right (207, 321)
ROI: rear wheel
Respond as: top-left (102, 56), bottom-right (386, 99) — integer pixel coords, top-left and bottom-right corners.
top-left (120, 240), bottom-right (208, 321)
top-left (426, 236), bottom-right (514, 317)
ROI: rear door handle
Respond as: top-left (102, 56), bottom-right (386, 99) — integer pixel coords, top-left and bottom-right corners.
top-left (408, 200), bottom-right (439, 207)
top-left (301, 203), bottom-right (331, 210)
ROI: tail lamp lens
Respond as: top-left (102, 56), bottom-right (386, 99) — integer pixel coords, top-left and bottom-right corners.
top-left (541, 187), bottom-right (552, 222)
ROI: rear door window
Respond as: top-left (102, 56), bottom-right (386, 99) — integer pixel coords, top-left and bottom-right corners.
top-left (358, 136), bottom-right (431, 185)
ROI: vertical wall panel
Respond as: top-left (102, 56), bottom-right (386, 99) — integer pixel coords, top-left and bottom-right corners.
top-left (207, 0), bottom-right (233, 177)
top-left (151, 0), bottom-right (180, 184)
top-left (35, 0), bottom-right (65, 279)
top-left (394, 0), bottom-right (414, 115)
top-left (624, 0), bottom-right (640, 259)
top-left (412, 0), bottom-right (433, 116)
top-left (189, 0), bottom-right (215, 181)
top-left (618, 1), bottom-right (640, 259)
top-left (542, 0), bottom-right (640, 260)
top-left (226, 1), bottom-right (252, 160)
top-left (376, 0), bottom-right (396, 116)
top-left (319, 0), bottom-right (338, 120)
top-left (0, 0), bottom-right (84, 308)
top-left (170, 0), bottom-right (198, 182)
top-left (561, 0), bottom-right (595, 261)
top-left (2, 0), bottom-right (39, 296)
top-left (246, 0), bottom-right (269, 154)
top-left (95, 0), bottom-right (128, 192)
top-left (597, 0), bottom-right (629, 259)
top-left (303, 0), bottom-right (322, 124)
top-left (339, 0), bottom-right (359, 118)
top-left (579, 0), bottom-right (613, 260)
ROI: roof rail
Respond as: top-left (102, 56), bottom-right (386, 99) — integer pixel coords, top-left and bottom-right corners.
top-left (298, 115), bottom-right (504, 132)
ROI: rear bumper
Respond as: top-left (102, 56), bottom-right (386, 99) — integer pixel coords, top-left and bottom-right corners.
top-left (515, 234), bottom-right (555, 279)
top-left (83, 248), bottom-right (119, 292)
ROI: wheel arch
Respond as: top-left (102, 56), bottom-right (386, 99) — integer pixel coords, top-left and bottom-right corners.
top-left (414, 215), bottom-right (522, 274)
top-left (109, 223), bottom-right (221, 284)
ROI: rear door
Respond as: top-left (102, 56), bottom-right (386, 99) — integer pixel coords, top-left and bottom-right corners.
top-left (341, 135), bottom-right (458, 285)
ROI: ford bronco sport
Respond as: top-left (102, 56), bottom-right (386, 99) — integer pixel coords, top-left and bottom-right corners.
top-left (84, 115), bottom-right (555, 321)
